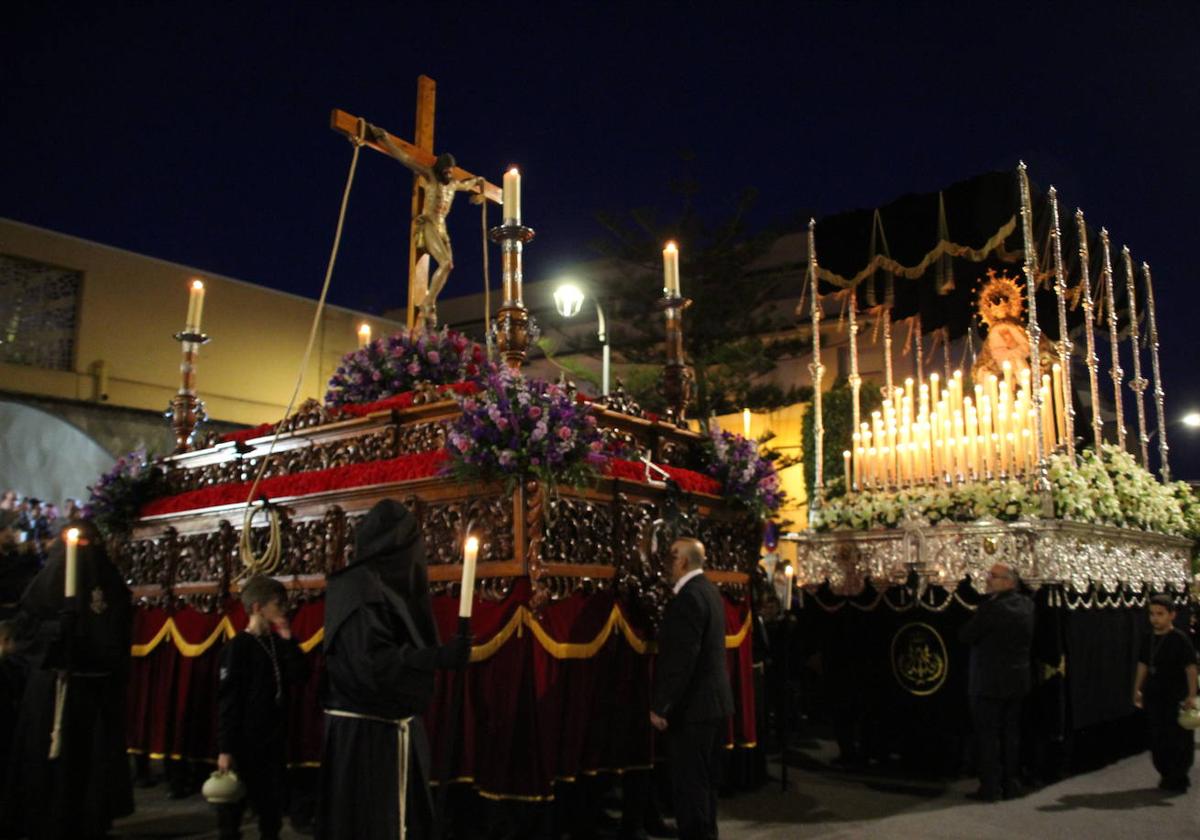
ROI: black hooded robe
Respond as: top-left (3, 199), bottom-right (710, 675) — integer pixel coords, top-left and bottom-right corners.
top-left (317, 499), bottom-right (444, 840)
top-left (0, 536), bottom-right (133, 840)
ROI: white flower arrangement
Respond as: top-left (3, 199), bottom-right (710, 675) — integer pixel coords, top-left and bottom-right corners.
top-left (815, 443), bottom-right (1200, 541)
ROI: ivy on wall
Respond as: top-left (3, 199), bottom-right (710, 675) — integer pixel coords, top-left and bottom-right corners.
top-left (801, 377), bottom-right (883, 502)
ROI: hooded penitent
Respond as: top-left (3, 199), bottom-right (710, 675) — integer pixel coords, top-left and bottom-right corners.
top-left (317, 499), bottom-right (443, 840)
top-left (0, 522), bottom-right (134, 839)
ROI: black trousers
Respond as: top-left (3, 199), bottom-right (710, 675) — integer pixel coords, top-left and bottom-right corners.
top-left (971, 695), bottom-right (1022, 796)
top-left (1147, 700), bottom-right (1194, 786)
top-left (217, 753), bottom-right (285, 840)
top-left (667, 720), bottom-right (722, 840)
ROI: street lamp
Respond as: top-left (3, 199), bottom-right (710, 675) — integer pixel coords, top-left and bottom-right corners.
top-left (1183, 412), bottom-right (1200, 429)
top-left (553, 281), bottom-right (610, 396)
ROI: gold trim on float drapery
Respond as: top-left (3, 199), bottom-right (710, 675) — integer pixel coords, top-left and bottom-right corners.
top-left (130, 607), bottom-right (753, 661)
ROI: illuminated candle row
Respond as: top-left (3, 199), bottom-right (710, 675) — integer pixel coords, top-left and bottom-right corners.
top-left (849, 360), bottom-right (1069, 491)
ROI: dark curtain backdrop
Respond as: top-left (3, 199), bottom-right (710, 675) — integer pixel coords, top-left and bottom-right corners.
top-left (125, 583), bottom-right (756, 800)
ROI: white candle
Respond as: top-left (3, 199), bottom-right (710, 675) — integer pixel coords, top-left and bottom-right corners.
top-left (503, 167), bottom-right (521, 223)
top-left (784, 563), bottom-right (794, 610)
top-left (458, 536), bottom-right (479, 619)
top-left (662, 241), bottom-right (680, 297)
top-left (357, 322), bottom-right (371, 349)
top-left (843, 450), bottom-right (852, 491)
top-left (1052, 363), bottom-right (1067, 445)
top-left (186, 279), bottom-right (206, 333)
top-left (64, 528), bottom-right (79, 598)
top-left (742, 407), bottom-right (751, 439)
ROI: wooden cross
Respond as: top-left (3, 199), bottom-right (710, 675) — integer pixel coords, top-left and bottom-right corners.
top-left (330, 75), bottom-right (502, 330)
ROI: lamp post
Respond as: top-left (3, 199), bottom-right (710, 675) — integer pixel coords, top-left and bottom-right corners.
top-left (553, 281), bottom-right (610, 396)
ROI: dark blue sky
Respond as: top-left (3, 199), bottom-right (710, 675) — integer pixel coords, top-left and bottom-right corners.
top-left (4, 2), bottom-right (1200, 474)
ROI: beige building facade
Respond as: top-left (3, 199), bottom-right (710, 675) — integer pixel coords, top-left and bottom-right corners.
top-left (1, 218), bottom-right (401, 426)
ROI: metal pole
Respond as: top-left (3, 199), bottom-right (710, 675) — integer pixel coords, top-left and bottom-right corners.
top-left (808, 220), bottom-right (825, 511)
top-left (1074, 210), bottom-right (1103, 450)
top-left (1121, 247), bottom-right (1150, 468)
top-left (1100, 229), bottom-right (1126, 450)
top-left (1016, 163), bottom-right (1050, 499)
top-left (1142, 262), bottom-right (1170, 480)
top-left (1048, 188), bottom-right (1075, 460)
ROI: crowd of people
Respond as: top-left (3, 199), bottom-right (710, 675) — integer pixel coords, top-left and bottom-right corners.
top-left (0, 491), bottom-right (1194, 839)
top-left (0, 490), bottom-right (83, 567)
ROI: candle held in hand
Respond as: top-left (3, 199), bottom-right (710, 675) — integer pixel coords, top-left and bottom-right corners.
top-left (503, 167), bottom-right (521, 224)
top-left (64, 528), bottom-right (80, 598)
top-left (458, 536), bottom-right (479, 619)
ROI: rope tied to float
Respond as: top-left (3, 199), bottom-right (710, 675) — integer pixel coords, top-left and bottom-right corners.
top-left (238, 119), bottom-right (365, 579)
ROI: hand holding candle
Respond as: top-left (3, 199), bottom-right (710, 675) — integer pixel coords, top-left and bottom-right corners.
top-left (458, 536), bottom-right (479, 619)
top-left (64, 528), bottom-right (79, 598)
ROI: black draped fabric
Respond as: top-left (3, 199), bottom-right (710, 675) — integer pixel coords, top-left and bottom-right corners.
top-left (1064, 606), bottom-right (1143, 730)
top-left (0, 530), bottom-right (133, 840)
top-left (317, 499), bottom-right (442, 840)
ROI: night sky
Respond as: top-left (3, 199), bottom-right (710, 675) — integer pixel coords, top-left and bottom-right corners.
top-left (4, 3), bottom-right (1200, 475)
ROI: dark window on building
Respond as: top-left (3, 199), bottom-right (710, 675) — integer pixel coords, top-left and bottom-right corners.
top-left (0, 254), bottom-right (81, 371)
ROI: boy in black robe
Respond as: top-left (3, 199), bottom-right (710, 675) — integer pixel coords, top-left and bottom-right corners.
top-left (0, 520), bottom-right (133, 840)
top-left (216, 574), bottom-right (307, 840)
top-left (1134, 594), bottom-right (1198, 794)
top-left (317, 499), bottom-right (470, 840)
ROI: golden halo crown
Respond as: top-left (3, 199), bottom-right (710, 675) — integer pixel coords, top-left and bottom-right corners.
top-left (976, 269), bottom-right (1024, 329)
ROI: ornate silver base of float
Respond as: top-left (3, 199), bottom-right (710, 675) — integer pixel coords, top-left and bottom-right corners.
top-left (786, 518), bottom-right (1192, 599)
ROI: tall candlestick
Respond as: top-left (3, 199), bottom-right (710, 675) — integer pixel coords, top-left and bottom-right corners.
top-left (357, 322), bottom-right (371, 349)
top-left (848, 286), bottom-right (862, 444)
top-left (1048, 188), bottom-right (1076, 460)
top-left (1075, 210), bottom-right (1104, 450)
top-left (807, 220), bottom-right (826, 505)
top-left (1100, 229), bottom-right (1126, 450)
top-left (1017, 162), bottom-right (1050, 500)
top-left (1122, 246), bottom-right (1150, 468)
top-left (186, 279), bottom-right (206, 333)
top-left (458, 536), bottom-right (479, 619)
top-left (784, 563), bottom-right (794, 611)
top-left (882, 307), bottom-right (895, 399)
top-left (663, 241), bottom-right (680, 297)
top-left (742, 407), bottom-right (751, 439)
top-left (1142, 263), bottom-right (1170, 480)
top-left (64, 527), bottom-right (79, 598)
top-left (843, 450), bottom-right (852, 492)
top-left (503, 167), bottom-right (521, 223)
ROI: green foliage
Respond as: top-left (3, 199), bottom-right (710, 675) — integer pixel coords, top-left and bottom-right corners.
top-left (590, 180), bottom-right (812, 420)
top-left (801, 378), bottom-right (884, 503)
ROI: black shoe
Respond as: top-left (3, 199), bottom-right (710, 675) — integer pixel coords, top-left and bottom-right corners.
top-left (1160, 777), bottom-right (1189, 795)
top-left (966, 788), bottom-right (999, 802)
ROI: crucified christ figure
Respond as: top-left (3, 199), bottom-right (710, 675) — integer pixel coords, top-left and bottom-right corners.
top-left (368, 122), bottom-right (484, 329)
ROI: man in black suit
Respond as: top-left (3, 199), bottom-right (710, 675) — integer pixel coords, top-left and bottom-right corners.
top-left (959, 562), bottom-right (1035, 801)
top-left (650, 538), bottom-right (735, 840)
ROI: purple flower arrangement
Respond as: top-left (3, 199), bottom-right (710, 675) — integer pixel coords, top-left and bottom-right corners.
top-left (446, 368), bottom-right (607, 489)
top-left (703, 429), bottom-right (785, 520)
top-left (324, 327), bottom-right (490, 408)
top-left (83, 447), bottom-right (162, 537)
